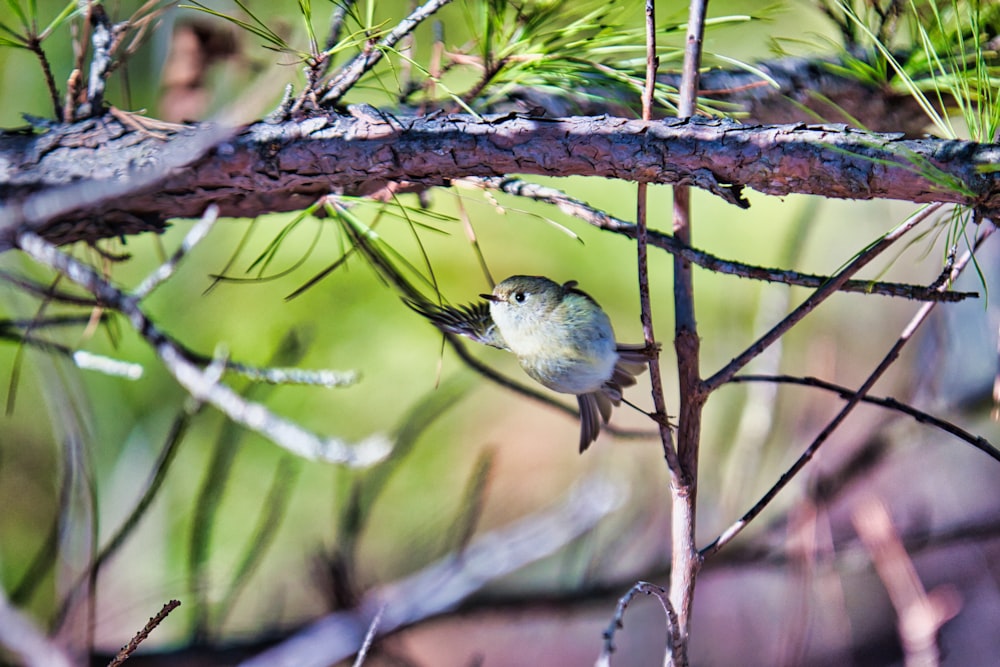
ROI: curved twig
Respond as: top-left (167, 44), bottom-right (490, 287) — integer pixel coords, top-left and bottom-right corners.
top-left (729, 373), bottom-right (1000, 464)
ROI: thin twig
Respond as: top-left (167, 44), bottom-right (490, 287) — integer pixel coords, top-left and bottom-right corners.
top-left (79, 5), bottom-right (115, 118)
top-left (597, 581), bottom-right (676, 666)
top-left (464, 178), bottom-right (976, 303)
top-left (703, 204), bottom-right (943, 393)
top-left (107, 599), bottom-right (181, 667)
top-left (0, 308), bottom-right (356, 388)
top-left (0, 314), bottom-right (100, 331)
top-left (324, 0), bottom-right (358, 72)
top-left (729, 374), bottom-right (1000, 463)
top-left (702, 222), bottom-right (994, 559)
top-left (0, 270), bottom-right (100, 306)
top-left (636, 0), bottom-right (679, 472)
top-left (478, 175), bottom-right (977, 299)
top-left (3, 210), bottom-right (353, 388)
top-left (132, 204), bottom-right (219, 301)
top-left (26, 37), bottom-right (63, 122)
top-left (320, 0), bottom-right (454, 105)
top-left (351, 604), bottom-right (386, 667)
top-left (70, 350), bottom-right (143, 379)
top-left (133, 205), bottom-right (219, 299)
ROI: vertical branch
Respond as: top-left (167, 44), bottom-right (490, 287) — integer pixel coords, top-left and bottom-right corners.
top-left (666, 1), bottom-right (710, 665)
top-left (635, 0), bottom-right (683, 655)
top-left (637, 4), bottom-right (679, 471)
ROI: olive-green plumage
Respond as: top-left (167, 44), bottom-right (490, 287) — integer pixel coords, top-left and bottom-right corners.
top-left (408, 275), bottom-right (651, 452)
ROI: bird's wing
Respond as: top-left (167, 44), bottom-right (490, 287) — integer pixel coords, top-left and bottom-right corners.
top-left (404, 299), bottom-right (507, 350)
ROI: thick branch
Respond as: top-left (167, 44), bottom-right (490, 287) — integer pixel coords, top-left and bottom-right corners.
top-left (2, 113), bottom-right (998, 246)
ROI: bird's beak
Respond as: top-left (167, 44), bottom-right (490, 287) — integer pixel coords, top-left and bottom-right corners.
top-left (480, 293), bottom-right (498, 302)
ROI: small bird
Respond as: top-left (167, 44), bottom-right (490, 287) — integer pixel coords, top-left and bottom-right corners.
top-left (407, 275), bottom-right (653, 452)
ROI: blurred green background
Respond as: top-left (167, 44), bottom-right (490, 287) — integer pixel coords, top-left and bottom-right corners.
top-left (2, 1), bottom-right (999, 665)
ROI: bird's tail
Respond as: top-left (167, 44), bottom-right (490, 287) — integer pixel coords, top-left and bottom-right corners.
top-left (578, 343), bottom-right (659, 452)
top-left (603, 342), bottom-right (659, 402)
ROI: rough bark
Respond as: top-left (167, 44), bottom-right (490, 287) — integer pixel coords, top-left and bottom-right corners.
top-left (1, 111), bottom-right (998, 247)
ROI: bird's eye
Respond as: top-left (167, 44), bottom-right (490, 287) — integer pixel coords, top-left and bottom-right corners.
top-left (513, 291), bottom-right (526, 303)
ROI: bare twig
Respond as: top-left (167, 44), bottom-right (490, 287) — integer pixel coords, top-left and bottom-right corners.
top-left (703, 204), bottom-right (943, 392)
top-left (597, 581), bottom-right (676, 667)
top-left (0, 302), bottom-right (355, 389)
top-left (0, 270), bottom-right (100, 306)
top-left (0, 314), bottom-right (98, 331)
top-left (3, 206), bottom-right (352, 388)
top-left (70, 349), bottom-right (143, 379)
top-left (220, 362), bottom-right (359, 387)
top-left (107, 599), bottom-right (182, 667)
top-left (351, 604), bottom-right (385, 667)
top-left (320, 0), bottom-right (454, 105)
top-left (133, 205), bottom-right (219, 298)
top-left (636, 0), bottom-right (678, 471)
top-left (729, 374), bottom-right (1000, 464)
top-left (466, 177), bottom-right (975, 303)
top-left (15, 229), bottom-right (388, 466)
top-left (702, 221), bottom-right (994, 558)
top-left (65, 4), bottom-right (94, 121)
top-left (24, 36), bottom-right (64, 121)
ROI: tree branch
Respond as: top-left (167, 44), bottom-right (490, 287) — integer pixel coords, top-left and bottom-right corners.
top-left (3, 114), bottom-right (998, 247)
top-left (469, 177), bottom-right (977, 302)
